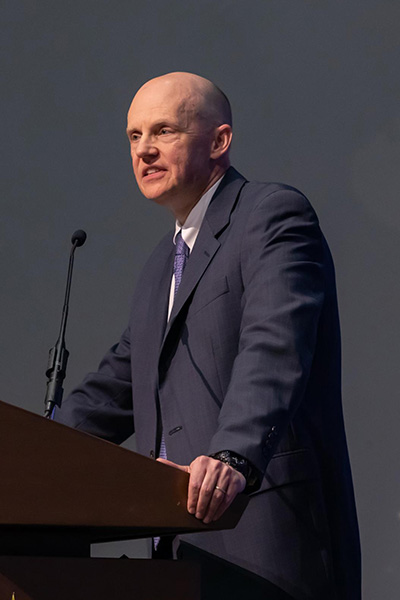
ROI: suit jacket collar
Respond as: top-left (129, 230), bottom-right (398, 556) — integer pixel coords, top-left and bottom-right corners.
top-left (204, 166), bottom-right (247, 237)
top-left (161, 167), bottom-right (247, 346)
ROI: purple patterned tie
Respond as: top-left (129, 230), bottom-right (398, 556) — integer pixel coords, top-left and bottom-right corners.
top-left (158, 231), bottom-right (189, 461)
top-left (155, 232), bottom-right (189, 550)
top-left (173, 230), bottom-right (190, 298)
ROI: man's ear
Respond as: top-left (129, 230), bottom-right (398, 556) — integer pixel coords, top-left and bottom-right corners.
top-left (210, 124), bottom-right (232, 159)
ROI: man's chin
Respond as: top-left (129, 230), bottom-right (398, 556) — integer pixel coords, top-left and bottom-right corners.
top-left (138, 183), bottom-right (175, 206)
top-left (137, 185), bottom-right (160, 200)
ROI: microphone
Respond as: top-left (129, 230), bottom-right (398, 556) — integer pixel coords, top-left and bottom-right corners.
top-left (44, 230), bottom-right (87, 418)
top-left (71, 229), bottom-right (87, 247)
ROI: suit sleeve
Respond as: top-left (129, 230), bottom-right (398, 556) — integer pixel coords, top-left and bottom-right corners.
top-left (207, 188), bottom-right (325, 475)
top-left (54, 326), bottom-right (134, 444)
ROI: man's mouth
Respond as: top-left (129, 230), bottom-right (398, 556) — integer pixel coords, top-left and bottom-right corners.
top-left (143, 167), bottom-right (165, 178)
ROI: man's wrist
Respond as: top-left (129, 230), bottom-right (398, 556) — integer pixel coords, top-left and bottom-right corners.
top-left (209, 450), bottom-right (261, 494)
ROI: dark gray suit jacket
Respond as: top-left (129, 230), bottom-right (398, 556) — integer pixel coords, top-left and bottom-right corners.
top-left (56, 167), bottom-right (361, 600)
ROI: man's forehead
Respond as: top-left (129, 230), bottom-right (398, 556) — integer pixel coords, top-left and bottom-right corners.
top-left (127, 84), bottom-right (199, 125)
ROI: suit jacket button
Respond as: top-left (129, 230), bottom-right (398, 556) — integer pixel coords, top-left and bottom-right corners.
top-left (149, 450), bottom-right (155, 459)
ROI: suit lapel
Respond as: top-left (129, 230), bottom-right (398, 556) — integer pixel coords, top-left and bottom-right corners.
top-left (160, 167), bottom-right (247, 348)
top-left (145, 238), bottom-right (174, 355)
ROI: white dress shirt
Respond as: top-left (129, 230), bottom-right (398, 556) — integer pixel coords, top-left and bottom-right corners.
top-left (167, 176), bottom-right (224, 319)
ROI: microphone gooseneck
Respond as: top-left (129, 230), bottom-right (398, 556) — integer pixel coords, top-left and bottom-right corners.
top-left (44, 230), bottom-right (87, 418)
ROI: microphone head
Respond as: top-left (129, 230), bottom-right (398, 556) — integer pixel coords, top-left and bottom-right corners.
top-left (71, 229), bottom-right (87, 247)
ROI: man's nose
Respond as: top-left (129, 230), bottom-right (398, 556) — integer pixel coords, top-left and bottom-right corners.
top-left (135, 135), bottom-right (158, 159)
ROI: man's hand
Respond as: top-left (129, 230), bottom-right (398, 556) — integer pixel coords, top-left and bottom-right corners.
top-left (157, 455), bottom-right (246, 524)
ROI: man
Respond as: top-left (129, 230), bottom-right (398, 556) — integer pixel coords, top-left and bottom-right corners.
top-left (55, 72), bottom-right (361, 599)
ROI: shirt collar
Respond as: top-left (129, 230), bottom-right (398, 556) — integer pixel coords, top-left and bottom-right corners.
top-left (173, 176), bottom-right (224, 251)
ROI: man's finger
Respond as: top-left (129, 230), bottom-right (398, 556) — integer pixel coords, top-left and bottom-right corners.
top-left (194, 469), bottom-right (222, 520)
top-left (202, 470), bottom-right (239, 523)
top-left (156, 458), bottom-right (190, 473)
top-left (202, 484), bottom-right (231, 523)
top-left (187, 460), bottom-right (208, 515)
top-left (207, 471), bottom-right (246, 523)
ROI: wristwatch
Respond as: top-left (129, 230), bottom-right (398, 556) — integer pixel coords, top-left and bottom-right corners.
top-left (209, 450), bottom-right (261, 494)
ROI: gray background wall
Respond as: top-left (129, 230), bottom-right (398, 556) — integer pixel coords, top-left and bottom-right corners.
top-left (1, 1), bottom-right (399, 597)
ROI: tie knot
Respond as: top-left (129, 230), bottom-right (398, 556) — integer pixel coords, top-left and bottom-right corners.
top-left (175, 231), bottom-right (189, 257)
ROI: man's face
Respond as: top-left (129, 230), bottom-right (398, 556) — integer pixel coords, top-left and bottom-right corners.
top-left (126, 80), bottom-right (214, 211)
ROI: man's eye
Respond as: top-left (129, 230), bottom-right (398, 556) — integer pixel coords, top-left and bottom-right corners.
top-left (160, 128), bottom-right (170, 135)
top-left (130, 133), bottom-right (140, 142)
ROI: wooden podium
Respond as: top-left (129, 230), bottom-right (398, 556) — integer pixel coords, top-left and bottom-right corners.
top-left (0, 400), bottom-right (248, 599)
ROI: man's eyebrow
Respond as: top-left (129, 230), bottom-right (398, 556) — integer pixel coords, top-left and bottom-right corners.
top-left (126, 125), bottom-right (139, 137)
top-left (152, 120), bottom-right (180, 130)
top-left (126, 120), bottom-right (180, 136)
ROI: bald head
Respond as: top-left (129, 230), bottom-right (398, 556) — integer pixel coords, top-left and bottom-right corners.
top-left (126, 72), bottom-right (233, 222)
top-left (136, 72), bottom-right (232, 129)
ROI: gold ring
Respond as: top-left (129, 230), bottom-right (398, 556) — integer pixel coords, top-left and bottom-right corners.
top-left (215, 485), bottom-right (227, 495)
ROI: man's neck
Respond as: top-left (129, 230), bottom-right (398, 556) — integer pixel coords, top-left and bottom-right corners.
top-left (174, 165), bottom-right (228, 224)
